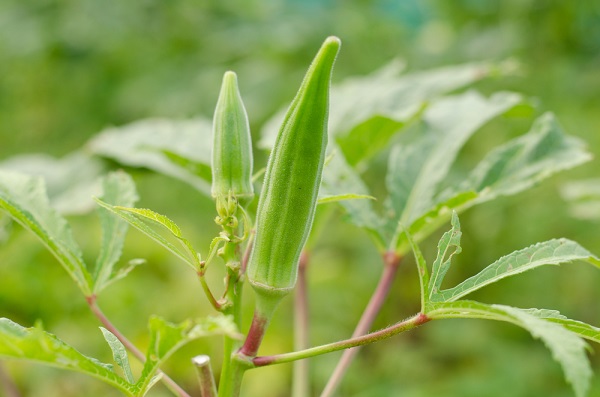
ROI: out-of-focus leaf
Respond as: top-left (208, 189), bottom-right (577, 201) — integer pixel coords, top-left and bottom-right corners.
top-left (88, 118), bottom-right (213, 195)
top-left (428, 212), bottom-right (462, 299)
top-left (434, 239), bottom-right (600, 302)
top-left (0, 171), bottom-right (93, 295)
top-left (94, 199), bottom-right (198, 270)
top-left (561, 178), bottom-right (600, 220)
top-left (100, 327), bottom-right (135, 384)
top-left (320, 150), bottom-right (384, 247)
top-left (387, 91), bottom-right (522, 227)
top-left (427, 301), bottom-right (593, 397)
top-left (0, 318), bottom-right (136, 395)
top-left (317, 193), bottom-right (376, 205)
top-left (261, 61), bottom-right (506, 166)
top-left (135, 315), bottom-right (240, 396)
top-left (94, 172), bottom-right (139, 294)
top-left (0, 152), bottom-right (104, 215)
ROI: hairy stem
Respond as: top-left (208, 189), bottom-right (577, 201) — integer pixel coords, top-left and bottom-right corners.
top-left (293, 251), bottom-right (311, 397)
top-left (320, 252), bottom-right (402, 397)
top-left (86, 296), bottom-right (191, 397)
top-left (254, 312), bottom-right (428, 367)
top-left (0, 363), bottom-right (21, 397)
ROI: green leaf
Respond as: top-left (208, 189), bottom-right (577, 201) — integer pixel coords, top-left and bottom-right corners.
top-left (88, 118), bottom-right (213, 195)
top-left (0, 318), bottom-right (137, 395)
top-left (94, 199), bottom-right (199, 270)
top-left (94, 172), bottom-right (139, 293)
top-left (561, 178), bottom-right (600, 220)
top-left (317, 193), bottom-right (376, 205)
top-left (319, 149), bottom-right (384, 247)
top-left (135, 315), bottom-right (240, 396)
top-left (0, 171), bottom-right (93, 295)
top-left (402, 227), bottom-right (429, 310)
top-left (0, 151), bottom-right (105, 215)
top-left (520, 309), bottom-right (600, 344)
top-left (434, 238), bottom-right (600, 302)
top-left (454, 112), bottom-right (592, 205)
top-left (428, 212), bottom-right (462, 299)
top-left (100, 327), bottom-right (135, 384)
top-left (427, 301), bottom-right (592, 397)
top-left (387, 91), bottom-right (523, 228)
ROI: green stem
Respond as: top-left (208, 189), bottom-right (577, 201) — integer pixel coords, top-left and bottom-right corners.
top-left (253, 313), bottom-right (429, 367)
top-left (193, 355), bottom-right (218, 397)
top-left (320, 252), bottom-right (402, 397)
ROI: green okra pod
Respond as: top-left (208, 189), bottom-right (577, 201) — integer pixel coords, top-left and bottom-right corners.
top-left (248, 36), bottom-right (341, 298)
top-left (211, 71), bottom-right (254, 204)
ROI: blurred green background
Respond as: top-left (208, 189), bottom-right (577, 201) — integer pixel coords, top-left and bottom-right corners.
top-left (1, 1), bottom-right (599, 396)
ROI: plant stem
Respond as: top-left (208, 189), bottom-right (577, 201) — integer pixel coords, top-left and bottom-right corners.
top-left (320, 252), bottom-right (402, 397)
top-left (293, 251), bottom-right (311, 397)
top-left (0, 363), bottom-right (21, 397)
top-left (254, 312), bottom-right (428, 367)
top-left (86, 296), bottom-right (191, 397)
top-left (193, 355), bottom-right (218, 397)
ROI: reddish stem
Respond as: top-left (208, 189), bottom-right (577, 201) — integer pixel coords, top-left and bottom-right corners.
top-left (0, 363), bottom-right (21, 397)
top-left (239, 312), bottom-right (269, 357)
top-left (320, 252), bottom-right (402, 397)
top-left (86, 296), bottom-right (191, 397)
top-left (293, 251), bottom-right (311, 397)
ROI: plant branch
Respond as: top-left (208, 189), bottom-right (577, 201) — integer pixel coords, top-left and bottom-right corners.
top-left (193, 355), bottom-right (218, 397)
top-left (86, 296), bottom-right (191, 397)
top-left (0, 363), bottom-right (21, 397)
top-left (253, 312), bottom-right (428, 367)
top-left (293, 251), bottom-right (311, 397)
top-left (320, 251), bottom-right (402, 397)
top-left (197, 271), bottom-right (222, 311)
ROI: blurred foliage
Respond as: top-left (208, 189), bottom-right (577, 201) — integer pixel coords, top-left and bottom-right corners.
top-left (1, 0), bottom-right (600, 396)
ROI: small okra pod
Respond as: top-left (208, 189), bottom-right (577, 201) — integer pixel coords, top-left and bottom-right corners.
top-left (211, 71), bottom-right (254, 205)
top-left (248, 37), bottom-right (341, 299)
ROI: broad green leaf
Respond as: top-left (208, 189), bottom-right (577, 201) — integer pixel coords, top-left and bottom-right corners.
top-left (427, 301), bottom-right (592, 397)
top-left (454, 112), bottom-right (592, 205)
top-left (94, 172), bottom-right (139, 293)
top-left (100, 327), bottom-right (135, 384)
top-left (387, 91), bottom-right (523, 228)
top-left (402, 227), bottom-right (429, 310)
top-left (88, 118), bottom-right (213, 195)
top-left (0, 151), bottom-right (104, 215)
top-left (319, 150), bottom-right (384, 247)
top-left (0, 318), bottom-right (137, 395)
top-left (522, 309), bottom-right (600, 344)
top-left (260, 61), bottom-right (508, 165)
top-left (135, 315), bottom-right (240, 396)
top-left (434, 238), bottom-right (600, 302)
top-left (428, 212), bottom-right (462, 299)
top-left (561, 178), bottom-right (600, 220)
top-left (95, 199), bottom-right (197, 270)
top-left (317, 193), bottom-right (376, 205)
top-left (0, 171), bottom-right (93, 295)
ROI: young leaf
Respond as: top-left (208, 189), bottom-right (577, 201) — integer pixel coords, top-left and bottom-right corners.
top-left (0, 171), bottom-right (93, 295)
top-left (94, 171), bottom-right (139, 293)
top-left (428, 212), bottom-right (462, 299)
top-left (95, 199), bottom-right (198, 270)
top-left (88, 118), bottom-right (213, 195)
top-left (434, 238), bottom-right (600, 302)
top-left (100, 327), bottom-right (135, 384)
top-left (0, 318), bottom-right (137, 395)
top-left (135, 315), bottom-right (240, 395)
top-left (426, 301), bottom-right (593, 397)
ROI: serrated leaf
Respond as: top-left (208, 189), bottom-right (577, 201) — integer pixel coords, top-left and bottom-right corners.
top-left (95, 199), bottom-right (197, 270)
top-left (0, 151), bottom-right (105, 215)
top-left (0, 171), bottom-right (93, 295)
top-left (88, 118), bottom-right (213, 195)
top-left (428, 212), bottom-right (462, 299)
top-left (0, 318), bottom-right (137, 395)
top-left (426, 301), bottom-right (593, 397)
top-left (387, 91), bottom-right (523, 228)
top-left (317, 193), bottom-right (376, 205)
top-left (319, 149), bottom-right (384, 247)
top-left (100, 327), bottom-right (135, 384)
top-left (434, 238), bottom-right (600, 302)
top-left (94, 172), bottom-right (139, 293)
top-left (135, 315), bottom-right (240, 396)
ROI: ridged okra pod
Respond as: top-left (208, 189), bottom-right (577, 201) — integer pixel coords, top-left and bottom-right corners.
top-left (211, 71), bottom-right (254, 204)
top-left (248, 37), bottom-right (341, 302)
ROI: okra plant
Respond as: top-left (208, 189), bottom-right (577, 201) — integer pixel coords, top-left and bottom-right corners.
top-left (1, 36), bottom-right (600, 397)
